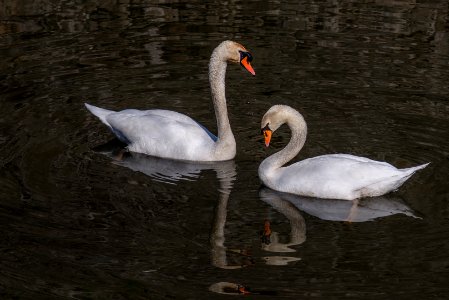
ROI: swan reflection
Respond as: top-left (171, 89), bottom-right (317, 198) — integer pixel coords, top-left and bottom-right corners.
top-left (209, 282), bottom-right (277, 296)
top-left (209, 282), bottom-right (251, 295)
top-left (94, 139), bottom-right (249, 269)
top-left (210, 170), bottom-right (255, 270)
top-left (260, 187), bottom-right (419, 223)
top-left (92, 139), bottom-right (236, 184)
top-left (259, 187), bottom-right (305, 265)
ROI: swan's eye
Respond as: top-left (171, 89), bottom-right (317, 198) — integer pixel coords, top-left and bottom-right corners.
top-left (239, 51), bottom-right (253, 62)
top-left (261, 124), bottom-right (271, 134)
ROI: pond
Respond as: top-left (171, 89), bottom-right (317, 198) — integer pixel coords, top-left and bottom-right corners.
top-left (1, 1), bottom-right (449, 298)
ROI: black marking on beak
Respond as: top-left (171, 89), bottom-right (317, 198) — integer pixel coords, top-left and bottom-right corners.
top-left (261, 123), bottom-right (271, 134)
top-left (239, 50), bottom-right (253, 64)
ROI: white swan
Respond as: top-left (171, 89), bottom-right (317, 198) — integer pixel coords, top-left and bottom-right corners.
top-left (258, 105), bottom-right (429, 200)
top-left (85, 40), bottom-right (255, 161)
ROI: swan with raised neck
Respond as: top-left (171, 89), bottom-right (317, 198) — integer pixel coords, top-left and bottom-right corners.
top-left (85, 40), bottom-right (255, 162)
top-left (209, 41), bottom-right (254, 160)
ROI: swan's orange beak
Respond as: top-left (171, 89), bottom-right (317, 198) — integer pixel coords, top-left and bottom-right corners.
top-left (263, 129), bottom-right (272, 147)
top-left (240, 56), bottom-right (255, 76)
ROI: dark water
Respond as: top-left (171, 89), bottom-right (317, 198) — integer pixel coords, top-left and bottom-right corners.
top-left (1, 1), bottom-right (449, 298)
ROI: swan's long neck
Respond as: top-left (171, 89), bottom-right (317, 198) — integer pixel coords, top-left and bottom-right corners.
top-left (209, 49), bottom-right (235, 158)
top-left (260, 112), bottom-right (307, 173)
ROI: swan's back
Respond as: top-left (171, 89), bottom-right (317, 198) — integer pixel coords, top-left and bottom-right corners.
top-left (106, 110), bottom-right (217, 160)
top-left (86, 103), bottom-right (218, 161)
top-left (274, 154), bottom-right (427, 200)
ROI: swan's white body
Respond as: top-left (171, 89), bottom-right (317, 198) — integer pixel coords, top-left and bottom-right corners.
top-left (259, 105), bottom-right (429, 200)
top-left (85, 105), bottom-right (220, 161)
top-left (85, 41), bottom-right (255, 162)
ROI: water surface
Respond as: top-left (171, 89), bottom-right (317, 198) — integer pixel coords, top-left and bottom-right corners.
top-left (1, 1), bottom-right (449, 299)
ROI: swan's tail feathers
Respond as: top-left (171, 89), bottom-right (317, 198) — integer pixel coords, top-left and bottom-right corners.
top-left (85, 103), bottom-right (115, 128)
top-left (356, 163), bottom-right (429, 198)
top-left (401, 162), bottom-right (430, 176)
top-left (388, 162), bottom-right (430, 191)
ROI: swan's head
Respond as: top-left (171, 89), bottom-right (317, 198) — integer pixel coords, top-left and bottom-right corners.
top-left (214, 40), bottom-right (255, 75)
top-left (261, 105), bottom-right (302, 147)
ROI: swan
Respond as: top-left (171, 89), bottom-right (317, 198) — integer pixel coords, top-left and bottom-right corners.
top-left (258, 105), bottom-right (429, 200)
top-left (85, 40), bottom-right (255, 161)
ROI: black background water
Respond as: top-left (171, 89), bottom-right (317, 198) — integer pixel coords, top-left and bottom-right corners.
top-left (1, 1), bottom-right (449, 298)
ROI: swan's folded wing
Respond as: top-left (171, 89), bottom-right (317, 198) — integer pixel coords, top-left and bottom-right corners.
top-left (328, 159), bottom-right (402, 194)
top-left (105, 110), bottom-right (216, 159)
top-left (278, 155), bottom-right (402, 199)
top-left (325, 159), bottom-right (411, 198)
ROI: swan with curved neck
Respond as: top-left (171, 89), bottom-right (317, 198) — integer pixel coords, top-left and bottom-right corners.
top-left (259, 105), bottom-right (429, 200)
top-left (85, 40), bottom-right (255, 161)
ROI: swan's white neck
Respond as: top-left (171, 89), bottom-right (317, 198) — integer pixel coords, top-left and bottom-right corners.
top-left (259, 110), bottom-right (307, 178)
top-left (209, 47), bottom-right (236, 160)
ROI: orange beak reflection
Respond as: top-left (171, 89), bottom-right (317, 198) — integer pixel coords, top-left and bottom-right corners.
top-left (240, 56), bottom-right (255, 76)
top-left (238, 285), bottom-right (251, 295)
top-left (263, 129), bottom-right (272, 147)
